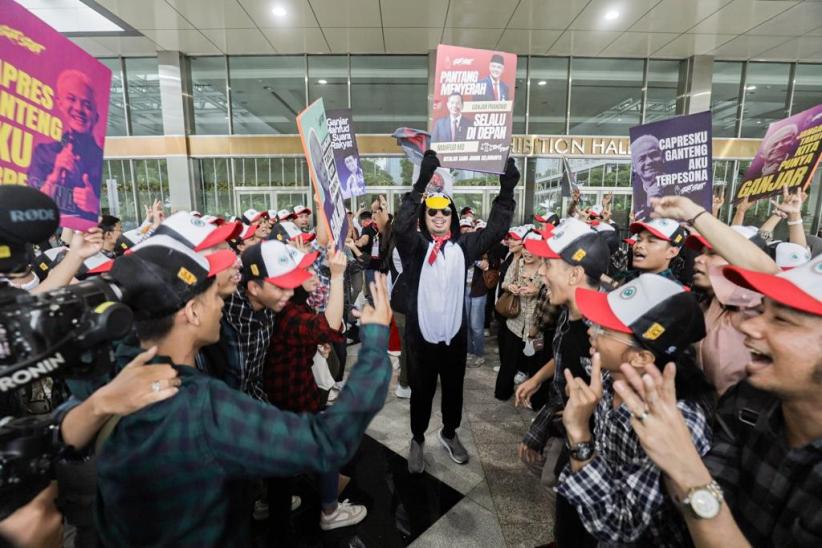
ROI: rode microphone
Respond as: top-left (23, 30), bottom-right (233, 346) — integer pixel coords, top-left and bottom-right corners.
top-left (0, 186), bottom-right (61, 275)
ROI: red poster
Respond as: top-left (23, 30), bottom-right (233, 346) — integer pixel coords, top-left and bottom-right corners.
top-left (430, 44), bottom-right (517, 175)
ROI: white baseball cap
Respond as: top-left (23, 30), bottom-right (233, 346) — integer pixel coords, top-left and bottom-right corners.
top-left (629, 217), bottom-right (687, 246)
top-left (155, 211), bottom-right (241, 252)
top-left (774, 242), bottom-right (811, 270)
top-left (242, 208), bottom-right (268, 224)
top-left (293, 205), bottom-right (312, 216)
top-left (240, 240), bottom-right (311, 289)
top-left (277, 208), bottom-right (296, 221)
top-left (723, 254), bottom-right (822, 316)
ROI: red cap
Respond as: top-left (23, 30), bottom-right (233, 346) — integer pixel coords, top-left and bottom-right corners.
top-left (575, 287), bottom-right (632, 333)
top-left (205, 248), bottom-right (238, 276)
top-left (722, 257), bottom-right (822, 316)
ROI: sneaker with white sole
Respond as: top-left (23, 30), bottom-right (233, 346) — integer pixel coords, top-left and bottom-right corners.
top-left (438, 429), bottom-right (469, 464)
top-left (252, 500), bottom-right (269, 520)
top-left (466, 354), bottom-right (481, 368)
top-left (395, 384), bottom-right (411, 399)
top-left (514, 371), bottom-right (528, 385)
top-left (320, 499), bottom-right (367, 531)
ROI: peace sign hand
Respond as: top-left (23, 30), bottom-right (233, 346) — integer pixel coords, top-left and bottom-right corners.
top-left (561, 352), bottom-right (603, 443)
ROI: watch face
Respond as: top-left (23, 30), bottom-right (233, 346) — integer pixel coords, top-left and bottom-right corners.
top-left (691, 489), bottom-right (721, 519)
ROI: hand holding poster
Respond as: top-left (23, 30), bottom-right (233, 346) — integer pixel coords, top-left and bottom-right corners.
top-left (430, 45), bottom-right (517, 175)
top-left (734, 104), bottom-right (822, 203)
top-left (296, 98), bottom-right (350, 252)
top-left (0, 0), bottom-right (111, 230)
top-left (629, 111), bottom-right (713, 221)
top-left (327, 109), bottom-right (365, 199)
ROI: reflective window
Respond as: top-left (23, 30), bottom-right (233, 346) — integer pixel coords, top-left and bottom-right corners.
top-left (103, 159), bottom-right (169, 226)
top-left (351, 55), bottom-right (428, 133)
top-left (740, 62), bottom-right (790, 138)
top-left (230, 56), bottom-right (306, 134)
top-left (125, 58), bottom-right (163, 135)
top-left (513, 58), bottom-right (527, 134)
top-left (792, 63), bottom-right (822, 116)
top-left (528, 57), bottom-right (568, 134)
top-left (645, 60), bottom-right (681, 123)
top-left (569, 58), bottom-right (643, 136)
top-left (191, 57), bottom-right (229, 134)
top-left (98, 58), bottom-right (127, 136)
top-left (711, 61), bottom-right (743, 137)
top-left (308, 55), bottom-right (348, 110)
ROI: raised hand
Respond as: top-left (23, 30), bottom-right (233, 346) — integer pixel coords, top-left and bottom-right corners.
top-left (712, 192), bottom-right (725, 216)
top-left (73, 174), bottom-right (97, 213)
top-left (68, 227), bottom-right (103, 259)
top-left (360, 272), bottom-right (392, 326)
top-left (414, 150), bottom-right (440, 192)
top-left (561, 352), bottom-right (603, 442)
top-left (499, 157), bottom-right (520, 192)
top-left (771, 184), bottom-right (806, 218)
top-left (328, 246), bottom-right (347, 278)
top-left (650, 196), bottom-right (704, 222)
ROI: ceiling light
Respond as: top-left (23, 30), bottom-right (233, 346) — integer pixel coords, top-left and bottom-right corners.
top-left (605, 9), bottom-right (620, 21)
top-left (272, 5), bottom-right (287, 17)
top-left (318, 79), bottom-right (328, 85)
top-left (17, 0), bottom-right (123, 33)
top-left (746, 85), bottom-right (757, 91)
top-left (537, 80), bottom-right (547, 86)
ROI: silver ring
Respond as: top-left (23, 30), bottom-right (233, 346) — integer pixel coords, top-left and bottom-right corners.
top-left (636, 410), bottom-right (649, 423)
top-left (151, 380), bottom-right (162, 393)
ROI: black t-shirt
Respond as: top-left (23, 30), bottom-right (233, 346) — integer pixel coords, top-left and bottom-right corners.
top-left (549, 308), bottom-right (592, 405)
top-left (358, 224), bottom-right (381, 270)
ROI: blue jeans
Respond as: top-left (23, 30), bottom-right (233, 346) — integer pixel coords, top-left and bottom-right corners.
top-left (464, 293), bottom-right (487, 356)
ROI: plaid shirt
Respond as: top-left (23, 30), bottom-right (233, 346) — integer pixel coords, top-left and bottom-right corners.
top-left (223, 288), bottom-right (275, 401)
top-left (557, 376), bottom-right (712, 547)
top-left (705, 381), bottom-right (822, 546)
top-left (92, 324), bottom-right (391, 547)
top-left (195, 317), bottom-right (243, 391)
top-left (264, 301), bottom-right (344, 412)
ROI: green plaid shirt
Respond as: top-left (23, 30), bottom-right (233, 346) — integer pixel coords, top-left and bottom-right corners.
top-left (94, 324), bottom-right (390, 547)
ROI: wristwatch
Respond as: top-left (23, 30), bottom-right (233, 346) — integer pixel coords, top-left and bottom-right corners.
top-left (682, 480), bottom-right (724, 519)
top-left (565, 438), bottom-right (595, 461)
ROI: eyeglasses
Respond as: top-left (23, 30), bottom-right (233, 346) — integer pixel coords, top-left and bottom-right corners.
top-left (590, 324), bottom-right (637, 347)
top-left (427, 208), bottom-right (452, 217)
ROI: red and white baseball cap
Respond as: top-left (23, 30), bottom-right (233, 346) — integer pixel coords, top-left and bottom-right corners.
top-left (774, 242), bottom-right (811, 270)
top-left (722, 255), bottom-right (822, 316)
top-left (132, 235), bottom-right (236, 277)
top-left (587, 205), bottom-right (604, 219)
top-left (200, 215), bottom-right (226, 226)
top-left (280, 221), bottom-right (316, 243)
top-left (684, 225), bottom-right (762, 252)
top-left (242, 208), bottom-right (268, 224)
top-left (576, 273), bottom-right (705, 357)
top-left (590, 220), bottom-right (615, 233)
top-left (629, 217), bottom-right (687, 247)
top-left (237, 223), bottom-right (257, 241)
top-left (285, 244), bottom-right (319, 269)
top-left (81, 252), bottom-right (115, 277)
top-left (474, 219), bottom-right (487, 230)
top-left (155, 211), bottom-right (241, 252)
top-left (240, 240), bottom-right (311, 289)
top-left (277, 208), bottom-right (296, 222)
top-left (293, 205), bottom-right (311, 216)
top-left (267, 210), bottom-right (278, 221)
top-left (459, 218), bottom-right (474, 228)
top-left (524, 218), bottom-right (610, 280)
top-left (506, 224), bottom-right (534, 240)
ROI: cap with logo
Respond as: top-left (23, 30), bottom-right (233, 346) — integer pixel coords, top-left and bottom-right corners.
top-left (506, 224), bottom-right (535, 241)
top-left (279, 221), bottom-right (316, 243)
top-left (630, 218), bottom-right (687, 247)
top-left (32, 246), bottom-right (68, 281)
top-left (459, 218), bottom-right (474, 228)
top-left (576, 273), bottom-right (706, 358)
top-left (109, 236), bottom-right (232, 320)
top-left (155, 211), bottom-right (241, 252)
top-left (201, 215), bottom-right (226, 226)
top-left (722, 255), bottom-right (822, 316)
top-left (474, 219), bottom-right (487, 230)
top-left (684, 225), bottom-right (767, 253)
top-left (241, 240), bottom-right (311, 289)
top-left (293, 205), bottom-right (312, 216)
top-left (242, 209), bottom-right (268, 225)
top-left (77, 252), bottom-right (116, 278)
top-left (277, 209), bottom-right (296, 222)
top-left (284, 244), bottom-right (319, 269)
top-left (774, 242), bottom-right (811, 270)
top-left (524, 217), bottom-right (610, 280)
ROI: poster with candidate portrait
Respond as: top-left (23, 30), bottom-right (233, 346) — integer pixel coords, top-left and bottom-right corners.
top-left (327, 108), bottom-right (365, 200)
top-left (430, 45), bottom-right (517, 175)
top-left (734, 104), bottom-right (822, 203)
top-left (629, 111), bottom-right (713, 221)
top-left (297, 98), bottom-right (350, 252)
top-left (0, 0), bottom-right (112, 231)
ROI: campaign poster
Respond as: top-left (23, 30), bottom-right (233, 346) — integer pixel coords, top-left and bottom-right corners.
top-left (734, 104), bottom-right (822, 203)
top-left (296, 98), bottom-right (349, 252)
top-left (327, 108), bottom-right (365, 199)
top-left (0, 0), bottom-right (112, 230)
top-left (411, 164), bottom-right (454, 196)
top-left (629, 111), bottom-right (713, 221)
top-left (430, 44), bottom-right (517, 175)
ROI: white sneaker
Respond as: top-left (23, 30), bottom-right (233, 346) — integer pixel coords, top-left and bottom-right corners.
top-left (291, 496), bottom-right (301, 511)
top-left (474, 357), bottom-right (486, 366)
top-left (514, 372), bottom-right (528, 385)
top-left (253, 500), bottom-right (269, 520)
top-left (327, 388), bottom-right (339, 404)
top-left (319, 499), bottom-right (367, 531)
top-left (395, 384), bottom-right (411, 399)
top-left (493, 365), bottom-right (500, 372)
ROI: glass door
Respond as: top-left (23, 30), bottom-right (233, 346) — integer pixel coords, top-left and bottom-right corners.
top-left (235, 191), bottom-right (272, 216)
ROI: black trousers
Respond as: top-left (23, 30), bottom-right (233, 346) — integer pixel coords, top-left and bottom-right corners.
top-left (495, 323), bottom-right (549, 401)
top-left (408, 329), bottom-right (467, 442)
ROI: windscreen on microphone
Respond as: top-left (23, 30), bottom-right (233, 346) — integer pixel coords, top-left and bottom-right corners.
top-left (0, 185), bottom-right (61, 246)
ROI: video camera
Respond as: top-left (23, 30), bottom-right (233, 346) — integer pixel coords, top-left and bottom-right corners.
top-left (0, 185), bottom-right (133, 519)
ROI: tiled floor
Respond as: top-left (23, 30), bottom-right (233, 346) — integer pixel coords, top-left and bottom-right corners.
top-left (366, 332), bottom-right (556, 547)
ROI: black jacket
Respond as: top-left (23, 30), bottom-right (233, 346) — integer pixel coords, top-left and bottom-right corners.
top-left (393, 187), bottom-right (515, 338)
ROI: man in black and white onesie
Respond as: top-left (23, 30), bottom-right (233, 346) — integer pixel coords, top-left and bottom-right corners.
top-left (394, 150), bottom-right (518, 473)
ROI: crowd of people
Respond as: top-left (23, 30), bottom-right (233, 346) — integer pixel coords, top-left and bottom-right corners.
top-left (0, 149), bottom-right (820, 548)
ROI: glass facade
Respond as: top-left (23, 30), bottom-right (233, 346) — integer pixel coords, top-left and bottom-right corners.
top-left (645, 60), bottom-right (682, 123)
top-left (569, 58), bottom-right (644, 136)
top-left (98, 58), bottom-right (127, 136)
top-left (102, 159), bottom-right (169, 228)
top-left (124, 58), bottom-right (163, 136)
top-left (740, 62), bottom-right (791, 138)
top-left (230, 56), bottom-right (305, 135)
top-left (792, 63), bottom-right (822, 117)
top-left (528, 57), bottom-right (568, 134)
top-left (711, 61), bottom-right (744, 137)
top-left (190, 56), bottom-right (229, 135)
top-left (308, 55), bottom-right (348, 111)
top-left (350, 55), bottom-right (428, 133)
